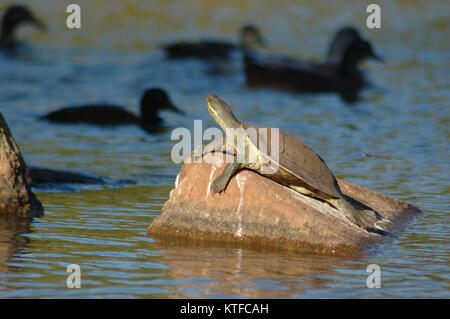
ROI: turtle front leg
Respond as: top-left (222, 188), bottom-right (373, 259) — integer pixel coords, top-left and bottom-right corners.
top-left (191, 138), bottom-right (226, 162)
top-left (211, 161), bottom-right (242, 193)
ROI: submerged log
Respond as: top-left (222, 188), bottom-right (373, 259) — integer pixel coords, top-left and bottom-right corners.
top-left (0, 113), bottom-right (43, 218)
top-left (148, 153), bottom-right (421, 256)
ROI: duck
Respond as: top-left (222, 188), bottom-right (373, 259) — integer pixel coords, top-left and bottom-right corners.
top-left (40, 88), bottom-right (184, 133)
top-left (244, 33), bottom-right (382, 102)
top-left (0, 5), bottom-right (45, 50)
top-left (163, 25), bottom-right (265, 60)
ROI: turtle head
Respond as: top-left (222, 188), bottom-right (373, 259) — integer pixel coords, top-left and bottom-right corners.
top-left (206, 95), bottom-right (241, 131)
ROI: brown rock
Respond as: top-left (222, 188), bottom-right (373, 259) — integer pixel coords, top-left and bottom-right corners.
top-left (0, 112), bottom-right (43, 218)
top-left (148, 153), bottom-right (421, 256)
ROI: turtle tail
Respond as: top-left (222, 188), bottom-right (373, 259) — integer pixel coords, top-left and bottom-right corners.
top-left (333, 198), bottom-right (378, 230)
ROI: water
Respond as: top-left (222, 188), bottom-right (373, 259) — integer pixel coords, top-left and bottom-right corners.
top-left (0, 0), bottom-right (449, 298)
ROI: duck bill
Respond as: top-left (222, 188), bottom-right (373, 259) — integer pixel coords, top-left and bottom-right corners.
top-left (370, 51), bottom-right (384, 63)
top-left (257, 39), bottom-right (268, 51)
top-left (166, 102), bottom-right (184, 115)
top-left (30, 16), bottom-right (46, 32)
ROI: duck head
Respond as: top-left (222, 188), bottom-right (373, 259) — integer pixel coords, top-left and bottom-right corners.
top-left (339, 39), bottom-right (382, 74)
top-left (140, 88), bottom-right (184, 124)
top-left (240, 25), bottom-right (265, 51)
top-left (1, 5), bottom-right (45, 46)
top-left (327, 26), bottom-right (362, 63)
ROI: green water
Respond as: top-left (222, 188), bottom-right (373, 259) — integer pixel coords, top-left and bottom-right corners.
top-left (0, 0), bottom-right (448, 298)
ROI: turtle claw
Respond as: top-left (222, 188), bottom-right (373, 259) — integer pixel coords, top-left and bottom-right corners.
top-left (210, 162), bottom-right (241, 195)
top-left (211, 179), bottom-right (226, 194)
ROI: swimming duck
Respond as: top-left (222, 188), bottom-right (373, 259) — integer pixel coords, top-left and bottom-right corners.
top-left (164, 25), bottom-right (265, 60)
top-left (0, 5), bottom-right (45, 50)
top-left (244, 37), bottom-right (381, 102)
top-left (40, 88), bottom-right (183, 132)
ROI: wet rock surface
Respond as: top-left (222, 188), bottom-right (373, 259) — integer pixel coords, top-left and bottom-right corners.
top-left (0, 113), bottom-right (43, 218)
top-left (148, 153), bottom-right (421, 256)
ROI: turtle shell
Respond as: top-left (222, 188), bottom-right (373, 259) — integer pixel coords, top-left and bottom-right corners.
top-left (241, 122), bottom-right (342, 199)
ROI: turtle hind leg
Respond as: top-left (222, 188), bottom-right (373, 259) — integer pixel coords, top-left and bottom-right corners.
top-left (211, 161), bottom-right (242, 193)
top-left (331, 198), bottom-right (378, 230)
top-left (355, 209), bottom-right (378, 229)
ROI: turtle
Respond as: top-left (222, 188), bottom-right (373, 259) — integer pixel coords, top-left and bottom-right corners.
top-left (197, 94), bottom-right (378, 229)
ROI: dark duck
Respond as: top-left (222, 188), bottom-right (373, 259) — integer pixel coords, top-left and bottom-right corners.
top-left (163, 25), bottom-right (265, 60)
top-left (0, 5), bottom-right (45, 51)
top-left (244, 27), bottom-right (382, 102)
top-left (40, 88), bottom-right (183, 133)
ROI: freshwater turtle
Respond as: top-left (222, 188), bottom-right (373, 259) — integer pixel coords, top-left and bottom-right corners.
top-left (199, 94), bottom-right (378, 229)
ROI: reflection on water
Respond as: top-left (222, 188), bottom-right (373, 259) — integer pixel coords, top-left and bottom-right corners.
top-left (0, 217), bottom-right (32, 274)
top-left (149, 241), bottom-right (360, 298)
top-left (0, 0), bottom-right (449, 298)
